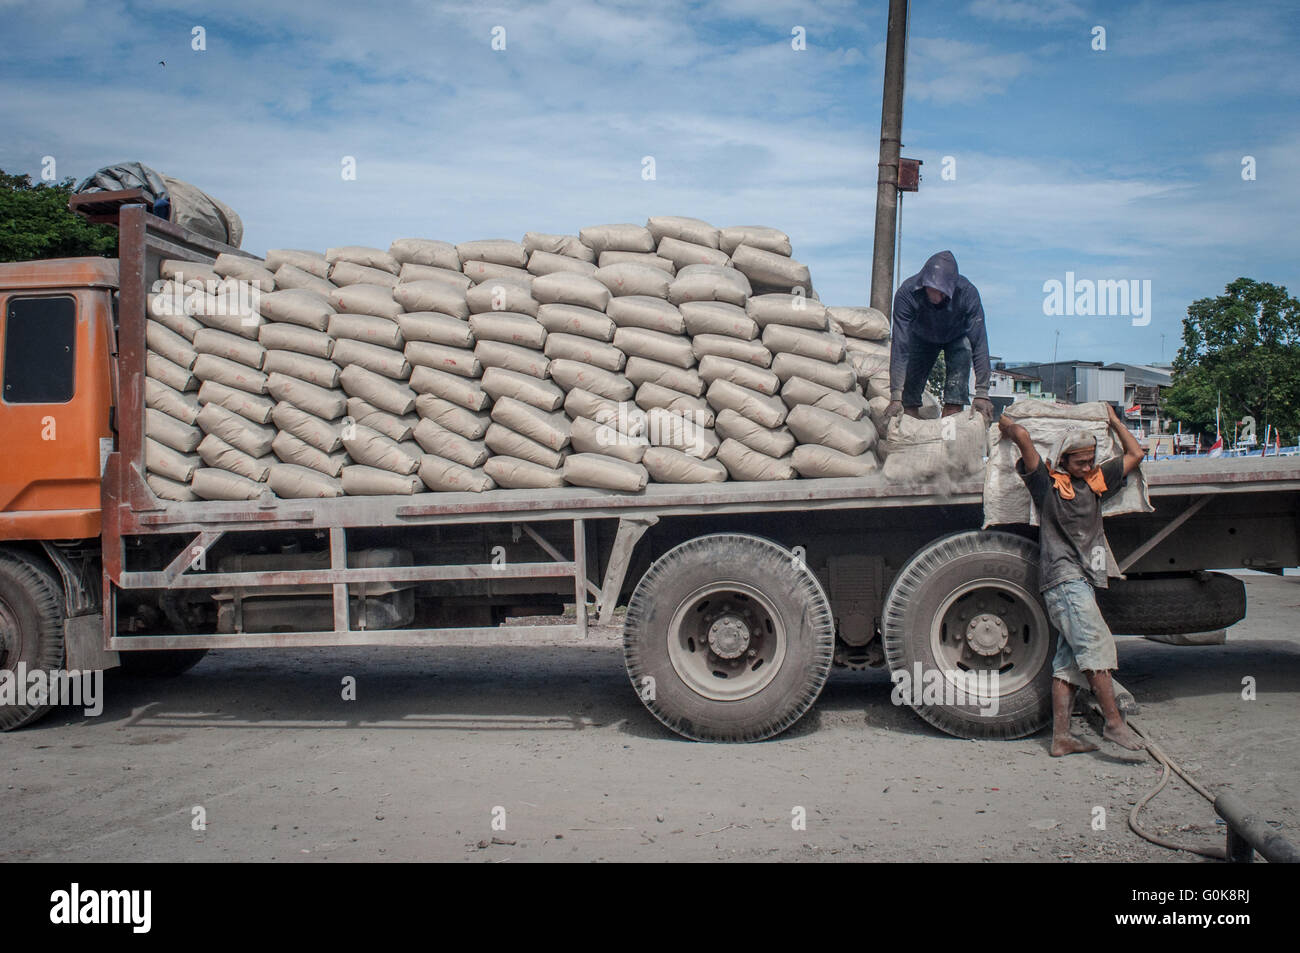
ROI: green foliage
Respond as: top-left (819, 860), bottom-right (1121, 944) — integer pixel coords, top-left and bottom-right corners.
top-left (1163, 278), bottom-right (1300, 444)
top-left (926, 350), bottom-right (946, 396)
top-left (0, 169), bottom-right (118, 263)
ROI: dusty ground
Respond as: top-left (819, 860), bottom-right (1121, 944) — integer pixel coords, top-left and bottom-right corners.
top-left (2, 572), bottom-right (1296, 863)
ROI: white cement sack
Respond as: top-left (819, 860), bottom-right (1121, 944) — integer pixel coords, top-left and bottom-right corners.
top-left (792, 444), bottom-right (879, 478)
top-left (193, 353), bottom-right (269, 394)
top-left (146, 471), bottom-right (198, 502)
top-left (146, 377), bottom-right (201, 424)
top-left (145, 437), bottom-right (198, 482)
top-left (465, 280), bottom-right (539, 317)
top-left (259, 322), bottom-right (334, 359)
top-left (265, 372), bottom-right (346, 420)
top-left (328, 284), bottom-right (402, 321)
top-left (606, 296), bottom-right (685, 334)
top-left (147, 285), bottom-right (203, 341)
top-left (268, 464), bottom-right (343, 498)
top-left (697, 354), bottom-right (780, 396)
top-left (624, 357), bottom-right (703, 397)
top-left (480, 367), bottom-right (565, 411)
top-left (329, 260), bottom-right (399, 289)
top-left (827, 306), bottom-right (890, 341)
top-left (536, 303), bottom-right (615, 341)
top-left (705, 379), bottom-right (788, 429)
top-left (192, 467), bottom-right (269, 501)
top-left (393, 280), bottom-right (470, 319)
top-left (717, 438), bottom-right (796, 482)
top-left (415, 394), bottom-right (491, 440)
top-left (200, 379), bottom-right (276, 424)
top-left (192, 327), bottom-right (266, 370)
top-left (186, 290), bottom-right (262, 339)
top-left (715, 409), bottom-right (796, 458)
top-left (332, 338), bottom-right (411, 380)
top-left (469, 312), bottom-right (545, 349)
top-left (456, 239), bottom-right (528, 269)
top-left (614, 327), bottom-right (695, 369)
top-left (642, 447), bottom-right (728, 484)
top-left (389, 238), bottom-right (460, 271)
top-left (398, 263), bottom-right (472, 289)
top-left (485, 423), bottom-right (566, 470)
top-left (691, 333), bottom-right (772, 367)
top-left (408, 365), bottom-right (489, 410)
top-left (261, 289), bottom-right (336, 330)
top-left (343, 423), bottom-right (419, 474)
top-left (563, 453), bottom-right (648, 492)
top-left (771, 353), bottom-right (855, 392)
top-left (400, 312), bottom-right (476, 348)
top-left (595, 263), bottom-right (671, 299)
top-left (475, 340), bottom-right (550, 379)
top-left (419, 455), bottom-right (496, 493)
top-left (196, 402), bottom-right (276, 456)
top-left (730, 245), bottom-right (811, 291)
top-left (326, 245), bottom-right (400, 275)
top-left (146, 320), bottom-right (197, 369)
top-left (267, 249), bottom-right (329, 278)
top-left (145, 407), bottom-right (202, 453)
top-left (161, 259), bottom-right (220, 288)
top-left (598, 251), bottom-right (676, 274)
top-left (655, 236), bottom-right (729, 270)
top-left (212, 253), bottom-right (276, 290)
top-left (746, 295), bottom-right (828, 331)
top-left (549, 359), bottom-right (635, 401)
top-left (569, 416), bottom-right (649, 463)
top-left (462, 261), bottom-right (532, 286)
top-left (522, 232), bottom-right (596, 263)
top-left (763, 324), bottom-right (845, 364)
top-left (339, 365), bottom-right (417, 415)
top-left (263, 350), bottom-right (340, 389)
top-left (147, 352), bottom-right (198, 392)
top-left (347, 399), bottom-right (416, 442)
top-left (781, 376), bottom-right (869, 421)
top-left (667, 267), bottom-right (750, 307)
top-left (579, 224), bottom-right (655, 255)
top-left (680, 301), bottom-right (758, 339)
top-left (718, 226), bottom-right (792, 257)
top-left (483, 455), bottom-right (565, 489)
top-left (544, 332), bottom-right (625, 372)
top-left (329, 313), bottom-right (404, 350)
top-left (272, 430), bottom-right (347, 477)
top-left (564, 390), bottom-right (647, 437)
top-left (198, 433), bottom-right (273, 481)
top-left (405, 342), bottom-right (481, 378)
top-left (273, 264), bottom-right (335, 298)
top-left (341, 466), bottom-right (423, 496)
top-left (531, 272), bottom-right (611, 311)
top-left (882, 410), bottom-right (986, 483)
top-left (647, 216), bottom-right (720, 249)
top-left (412, 418), bottom-right (490, 468)
top-left (490, 397), bottom-right (571, 451)
top-left (526, 250), bottom-right (599, 278)
top-left (646, 407), bottom-right (718, 459)
top-left (633, 383), bottom-right (714, 427)
top-left (786, 404), bottom-right (877, 455)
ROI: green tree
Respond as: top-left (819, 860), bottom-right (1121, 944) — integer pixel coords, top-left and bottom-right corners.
top-left (0, 170), bottom-right (118, 262)
top-left (1163, 278), bottom-right (1300, 445)
top-left (926, 350), bottom-right (946, 396)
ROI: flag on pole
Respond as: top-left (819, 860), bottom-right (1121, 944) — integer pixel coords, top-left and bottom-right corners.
top-left (1209, 435), bottom-right (1224, 457)
top-left (1125, 404), bottom-right (1141, 417)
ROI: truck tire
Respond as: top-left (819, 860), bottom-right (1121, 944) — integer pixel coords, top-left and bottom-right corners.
top-left (118, 648), bottom-right (209, 677)
top-left (0, 551), bottom-right (66, 731)
top-left (623, 534), bottom-right (835, 742)
top-left (882, 531), bottom-right (1053, 740)
top-left (1094, 573), bottom-right (1246, 636)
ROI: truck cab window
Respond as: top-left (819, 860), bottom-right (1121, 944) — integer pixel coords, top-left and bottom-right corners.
top-left (3, 295), bottom-right (77, 403)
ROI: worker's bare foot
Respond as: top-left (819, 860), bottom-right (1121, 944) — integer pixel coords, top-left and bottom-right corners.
top-left (1104, 721), bottom-right (1146, 750)
top-left (941, 403), bottom-right (962, 417)
top-left (1051, 735), bottom-right (1098, 756)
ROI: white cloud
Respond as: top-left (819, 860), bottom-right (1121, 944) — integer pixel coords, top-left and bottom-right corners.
top-left (968, 0), bottom-right (1087, 26)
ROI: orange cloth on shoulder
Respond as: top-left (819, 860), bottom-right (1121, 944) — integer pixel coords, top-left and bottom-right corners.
top-left (1049, 466), bottom-right (1107, 500)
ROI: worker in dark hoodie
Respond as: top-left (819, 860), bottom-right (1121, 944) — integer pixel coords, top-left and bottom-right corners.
top-left (886, 251), bottom-right (994, 423)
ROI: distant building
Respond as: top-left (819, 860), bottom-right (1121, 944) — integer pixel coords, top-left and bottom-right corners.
top-left (1105, 362), bottom-right (1173, 438)
top-left (1007, 360), bottom-right (1125, 405)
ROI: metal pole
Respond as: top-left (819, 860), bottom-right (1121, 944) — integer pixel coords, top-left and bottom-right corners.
top-left (869, 0), bottom-right (908, 316)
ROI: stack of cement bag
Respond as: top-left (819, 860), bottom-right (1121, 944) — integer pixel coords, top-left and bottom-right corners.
top-left (982, 400), bottom-right (1154, 528)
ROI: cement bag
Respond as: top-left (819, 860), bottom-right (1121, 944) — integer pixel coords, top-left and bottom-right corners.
top-left (260, 289), bottom-right (335, 330)
top-left (523, 232), bottom-right (596, 263)
top-left (146, 472), bottom-right (198, 502)
top-left (549, 359), bottom-right (635, 401)
top-left (394, 280), bottom-right (470, 319)
top-left (146, 377), bottom-right (201, 425)
top-left (147, 352), bottom-right (198, 392)
top-left (145, 408), bottom-right (202, 453)
top-left (642, 447), bottom-right (728, 484)
top-left (715, 409), bottom-right (796, 458)
top-left (419, 455), bottom-right (496, 493)
top-left (329, 313), bottom-right (404, 350)
top-left (267, 249), bottom-right (329, 278)
top-left (668, 268), bottom-right (750, 307)
top-left (746, 295), bottom-right (828, 332)
top-left (646, 407), bottom-right (718, 460)
top-left (647, 216), bottom-right (720, 249)
top-left (271, 402), bottom-right (343, 454)
top-left (563, 453), bottom-right (648, 492)
top-left (263, 350), bottom-right (340, 389)
top-left (532, 273), bottom-right (611, 311)
top-left (408, 365), bottom-right (489, 411)
top-left (490, 397), bottom-right (571, 451)
top-left (200, 380), bottom-right (276, 424)
top-left (198, 433), bottom-right (272, 481)
top-left (792, 445), bottom-right (879, 478)
top-left (595, 264), bottom-right (671, 299)
top-left (598, 251), bottom-right (676, 274)
top-left (706, 379), bottom-right (787, 429)
top-left (329, 261), bottom-right (399, 289)
top-left (982, 401), bottom-right (1154, 529)
top-left (212, 254), bottom-right (276, 291)
top-left (399, 264), bottom-right (473, 289)
top-left (698, 354), bottom-right (780, 396)
top-left (413, 418), bottom-right (490, 468)
top-left (606, 296), bottom-right (684, 334)
top-left (146, 320), bottom-right (198, 369)
top-left (786, 404), bottom-right (877, 455)
top-left (348, 399), bottom-right (416, 442)
top-left (483, 455), bottom-right (565, 489)
top-left (882, 410), bottom-right (986, 484)
top-left (401, 312), bottom-right (476, 349)
top-left (193, 327), bottom-right (266, 370)
top-left (633, 384), bottom-right (714, 427)
top-left (763, 324), bottom-right (844, 364)
top-left (470, 312), bottom-right (545, 349)
top-left (466, 280), bottom-right (539, 317)
top-left (343, 424), bottom-right (419, 475)
top-left (579, 224), bottom-right (655, 255)
top-left (680, 301), bottom-right (757, 340)
top-left (265, 373), bottom-right (346, 420)
top-left (147, 285), bottom-right (203, 340)
top-left (192, 468), bottom-right (269, 501)
top-left (570, 416), bottom-right (649, 464)
top-left (868, 395), bottom-right (892, 431)
top-left (340, 365), bottom-right (417, 415)
top-left (259, 322), bottom-right (334, 359)
top-left (614, 327), bottom-right (694, 369)
top-left (730, 245), bottom-right (811, 291)
top-left (717, 438), bottom-right (796, 482)
top-left (771, 353), bottom-right (855, 392)
top-left (273, 264), bottom-right (336, 298)
top-left (844, 338), bottom-right (890, 379)
top-left (692, 333), bottom-right (772, 367)
top-left (328, 284), bottom-right (402, 321)
top-left (415, 394), bottom-right (491, 440)
top-left (145, 438), bottom-right (199, 482)
top-left (341, 466), bottom-right (423, 496)
top-left (544, 332), bottom-right (624, 372)
top-left (475, 340), bottom-right (550, 379)
top-left (185, 290), bottom-right (262, 339)
top-left (656, 236), bottom-right (729, 270)
top-left (527, 250), bottom-right (599, 278)
top-left (272, 430), bottom-right (346, 477)
top-left (456, 239), bottom-right (528, 269)
top-left (565, 390), bottom-right (647, 437)
top-left (269, 464), bottom-right (344, 499)
top-left (828, 306), bottom-right (889, 341)
top-left (781, 377), bottom-right (869, 421)
top-left (389, 238), bottom-right (460, 271)
top-left (161, 259), bottom-right (220, 288)
top-left (536, 304), bottom-right (615, 341)
top-left (485, 424), bottom-right (566, 470)
top-left (327, 246), bottom-right (401, 275)
top-left (196, 401), bottom-right (275, 456)
top-left (719, 225), bottom-right (792, 257)
top-left (462, 261), bottom-right (532, 286)
top-left (624, 357), bottom-right (703, 398)
top-left (193, 353), bottom-right (268, 394)
top-left (480, 367), bottom-right (564, 411)
top-left (333, 339), bottom-right (411, 380)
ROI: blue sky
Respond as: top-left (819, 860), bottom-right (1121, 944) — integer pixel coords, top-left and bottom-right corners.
top-left (2, 0), bottom-right (1296, 367)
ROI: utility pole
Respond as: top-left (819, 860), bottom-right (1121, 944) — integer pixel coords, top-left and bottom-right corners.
top-left (869, 0), bottom-right (908, 317)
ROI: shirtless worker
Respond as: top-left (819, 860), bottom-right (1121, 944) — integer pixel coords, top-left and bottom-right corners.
top-left (997, 402), bottom-right (1147, 756)
top-left (885, 250), bottom-right (995, 424)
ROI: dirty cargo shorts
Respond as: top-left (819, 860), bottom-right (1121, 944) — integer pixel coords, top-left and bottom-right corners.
top-left (901, 333), bottom-right (971, 408)
top-left (1042, 577), bottom-right (1118, 684)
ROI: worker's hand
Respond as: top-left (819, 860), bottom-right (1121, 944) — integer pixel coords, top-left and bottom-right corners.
top-left (972, 397), bottom-right (995, 422)
top-left (996, 413), bottom-right (1018, 438)
top-left (1105, 402), bottom-right (1123, 427)
top-left (884, 400), bottom-right (903, 419)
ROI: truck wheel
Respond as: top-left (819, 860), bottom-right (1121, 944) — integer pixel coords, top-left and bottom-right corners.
top-left (1094, 573), bottom-right (1245, 635)
top-left (623, 534), bottom-right (835, 742)
top-left (0, 551), bottom-right (66, 731)
top-left (882, 531), bottom-right (1053, 740)
top-left (118, 649), bottom-right (209, 677)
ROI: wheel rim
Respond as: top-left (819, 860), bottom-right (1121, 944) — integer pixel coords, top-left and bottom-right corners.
top-left (0, 595), bottom-right (17, 671)
top-left (666, 581), bottom-right (787, 702)
top-left (928, 579), bottom-right (1050, 698)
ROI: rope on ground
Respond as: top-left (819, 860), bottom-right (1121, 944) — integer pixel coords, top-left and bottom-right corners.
top-left (1125, 716), bottom-right (1225, 860)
